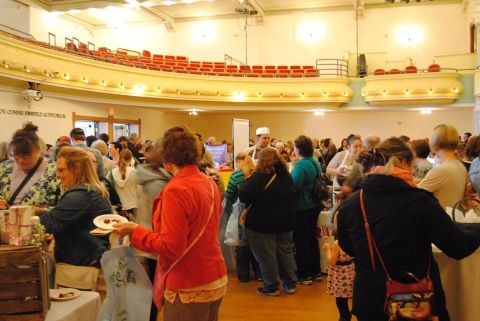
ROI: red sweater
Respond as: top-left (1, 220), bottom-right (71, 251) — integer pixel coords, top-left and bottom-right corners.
top-left (132, 165), bottom-right (226, 290)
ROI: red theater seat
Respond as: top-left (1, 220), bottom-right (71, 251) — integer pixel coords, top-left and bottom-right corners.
top-left (428, 64), bottom-right (441, 72)
top-left (388, 69), bottom-right (402, 75)
top-left (374, 69), bottom-right (386, 75)
top-left (405, 65), bottom-right (417, 73)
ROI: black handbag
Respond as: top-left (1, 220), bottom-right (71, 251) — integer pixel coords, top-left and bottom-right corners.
top-left (310, 159), bottom-right (329, 203)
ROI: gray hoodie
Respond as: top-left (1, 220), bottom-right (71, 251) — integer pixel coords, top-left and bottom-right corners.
top-left (135, 164), bottom-right (172, 259)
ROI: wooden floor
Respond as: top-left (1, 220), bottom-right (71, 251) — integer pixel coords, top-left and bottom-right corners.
top-left (219, 272), bottom-right (357, 321)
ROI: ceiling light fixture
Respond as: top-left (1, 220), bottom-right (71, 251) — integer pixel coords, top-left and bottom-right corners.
top-left (162, 0), bottom-right (177, 5)
top-left (314, 110), bottom-right (325, 116)
top-left (63, 73), bottom-right (70, 80)
top-left (24, 66), bottom-right (31, 73)
top-left (188, 110), bottom-right (198, 116)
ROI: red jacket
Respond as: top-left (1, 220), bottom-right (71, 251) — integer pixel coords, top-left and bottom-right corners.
top-left (132, 164), bottom-right (226, 289)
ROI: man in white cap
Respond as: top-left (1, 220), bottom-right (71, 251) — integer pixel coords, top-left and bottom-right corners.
top-left (245, 127), bottom-right (271, 161)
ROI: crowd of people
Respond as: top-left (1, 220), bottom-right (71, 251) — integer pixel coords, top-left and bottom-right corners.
top-left (1, 121), bottom-right (480, 321)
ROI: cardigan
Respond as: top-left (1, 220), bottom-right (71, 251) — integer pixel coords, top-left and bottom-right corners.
top-left (291, 157), bottom-right (322, 210)
top-left (131, 164), bottom-right (226, 290)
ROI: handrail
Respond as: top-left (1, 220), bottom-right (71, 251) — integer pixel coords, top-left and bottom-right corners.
top-left (72, 37), bottom-right (80, 51)
top-left (367, 67), bottom-right (466, 76)
top-left (0, 23), bottom-right (35, 40)
top-left (117, 47), bottom-right (141, 59)
top-left (315, 59), bottom-right (348, 78)
top-left (87, 41), bottom-right (95, 52)
top-left (48, 32), bottom-right (56, 46)
top-left (224, 54), bottom-right (245, 66)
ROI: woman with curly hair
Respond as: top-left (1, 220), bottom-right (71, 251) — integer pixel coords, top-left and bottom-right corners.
top-left (114, 126), bottom-right (226, 321)
top-left (239, 147), bottom-right (297, 296)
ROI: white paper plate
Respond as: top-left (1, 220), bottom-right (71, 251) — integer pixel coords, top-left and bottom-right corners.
top-left (49, 288), bottom-right (81, 301)
top-left (93, 214), bottom-right (128, 230)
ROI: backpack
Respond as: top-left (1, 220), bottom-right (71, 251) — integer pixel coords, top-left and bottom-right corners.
top-left (310, 159), bottom-right (330, 203)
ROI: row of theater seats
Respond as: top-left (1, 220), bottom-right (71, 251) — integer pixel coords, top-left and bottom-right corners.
top-left (69, 45), bottom-right (318, 77)
top-left (374, 64), bottom-right (441, 75)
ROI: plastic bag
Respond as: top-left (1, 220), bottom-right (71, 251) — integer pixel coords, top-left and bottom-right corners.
top-left (224, 199), bottom-right (246, 246)
top-left (97, 236), bottom-right (153, 321)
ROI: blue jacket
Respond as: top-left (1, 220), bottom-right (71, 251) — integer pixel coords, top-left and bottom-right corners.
top-left (469, 157), bottom-right (480, 193)
top-left (40, 185), bottom-right (112, 266)
top-left (291, 157), bottom-right (322, 210)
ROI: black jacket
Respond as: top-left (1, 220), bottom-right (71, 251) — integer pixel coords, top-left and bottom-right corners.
top-left (239, 164), bottom-right (296, 233)
top-left (338, 174), bottom-right (480, 321)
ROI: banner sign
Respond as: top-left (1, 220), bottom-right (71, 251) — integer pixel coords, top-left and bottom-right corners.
top-left (205, 144), bottom-right (227, 167)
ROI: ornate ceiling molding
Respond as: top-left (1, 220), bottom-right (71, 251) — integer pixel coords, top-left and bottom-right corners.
top-left (361, 72), bottom-right (463, 106)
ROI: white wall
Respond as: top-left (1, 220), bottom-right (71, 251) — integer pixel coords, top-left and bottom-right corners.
top-left (0, 0), bottom-right (29, 35)
top-left (2, 3), bottom-right (465, 68)
top-left (29, 7), bottom-right (94, 46)
top-left (90, 4), bottom-right (468, 68)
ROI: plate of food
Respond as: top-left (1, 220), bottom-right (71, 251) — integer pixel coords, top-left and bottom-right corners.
top-left (93, 214), bottom-right (128, 230)
top-left (49, 288), bottom-right (81, 301)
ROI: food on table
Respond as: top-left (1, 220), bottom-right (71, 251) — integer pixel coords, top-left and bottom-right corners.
top-left (58, 292), bottom-right (75, 298)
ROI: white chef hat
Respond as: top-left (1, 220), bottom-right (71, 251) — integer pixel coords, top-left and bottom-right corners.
top-left (256, 127), bottom-right (270, 136)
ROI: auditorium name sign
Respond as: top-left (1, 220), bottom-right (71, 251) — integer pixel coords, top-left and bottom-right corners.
top-left (0, 108), bottom-right (66, 118)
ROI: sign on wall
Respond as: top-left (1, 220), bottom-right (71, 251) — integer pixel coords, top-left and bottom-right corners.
top-left (0, 108), bottom-right (66, 118)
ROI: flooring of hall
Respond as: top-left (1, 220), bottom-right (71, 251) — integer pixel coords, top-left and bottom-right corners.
top-left (218, 272), bottom-right (357, 321)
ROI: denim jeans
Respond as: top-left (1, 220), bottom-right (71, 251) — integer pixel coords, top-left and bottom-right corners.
top-left (293, 207), bottom-right (320, 279)
top-left (235, 244), bottom-right (261, 281)
top-left (245, 228), bottom-right (297, 291)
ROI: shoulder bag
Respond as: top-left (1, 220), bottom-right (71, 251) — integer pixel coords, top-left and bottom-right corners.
top-left (359, 189), bottom-right (436, 321)
top-left (239, 173), bottom-right (276, 226)
top-left (310, 159), bottom-right (329, 203)
top-left (7, 157), bottom-right (44, 205)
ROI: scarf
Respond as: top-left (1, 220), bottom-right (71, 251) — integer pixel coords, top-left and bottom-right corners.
top-left (371, 165), bottom-right (417, 187)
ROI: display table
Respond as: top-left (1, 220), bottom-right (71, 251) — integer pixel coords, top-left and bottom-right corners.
top-left (318, 211), bottom-right (334, 274)
top-left (433, 247), bottom-right (480, 321)
top-left (45, 291), bottom-right (101, 321)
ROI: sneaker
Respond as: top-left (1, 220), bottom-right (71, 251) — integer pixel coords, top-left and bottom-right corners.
top-left (297, 277), bottom-right (313, 285)
top-left (256, 287), bottom-right (280, 296)
top-left (313, 274), bottom-right (323, 282)
top-left (284, 288), bottom-right (296, 294)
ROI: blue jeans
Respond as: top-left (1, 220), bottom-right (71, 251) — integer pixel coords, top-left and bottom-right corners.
top-left (235, 244), bottom-right (261, 281)
top-left (245, 228), bottom-right (297, 291)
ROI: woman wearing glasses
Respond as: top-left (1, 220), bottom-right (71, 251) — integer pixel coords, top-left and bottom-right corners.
top-left (0, 122), bottom-right (61, 213)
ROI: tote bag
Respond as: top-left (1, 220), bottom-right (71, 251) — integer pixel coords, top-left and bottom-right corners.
top-left (224, 199), bottom-right (246, 246)
top-left (97, 236), bottom-right (153, 321)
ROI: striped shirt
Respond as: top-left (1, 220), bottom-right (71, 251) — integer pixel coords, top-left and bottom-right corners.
top-left (225, 170), bottom-right (245, 202)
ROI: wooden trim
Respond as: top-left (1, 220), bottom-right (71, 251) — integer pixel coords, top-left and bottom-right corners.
top-left (112, 118), bottom-right (140, 125)
top-left (73, 114), bottom-right (110, 123)
top-left (72, 113), bottom-right (141, 140)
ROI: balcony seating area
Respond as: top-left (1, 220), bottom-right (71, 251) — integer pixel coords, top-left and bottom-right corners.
top-left (373, 64), bottom-right (441, 76)
top-left (0, 30), bottom-right (317, 78)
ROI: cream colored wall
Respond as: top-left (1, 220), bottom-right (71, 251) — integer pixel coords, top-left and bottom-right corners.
top-left (0, 90), bottom-right (475, 147)
top-left (179, 109), bottom-right (476, 145)
top-left (0, 0), bottom-right (29, 34)
top-left (19, 3), bottom-right (470, 69)
top-left (0, 90), bottom-right (185, 144)
top-left (91, 4), bottom-right (467, 69)
top-left (29, 6), bottom-right (94, 46)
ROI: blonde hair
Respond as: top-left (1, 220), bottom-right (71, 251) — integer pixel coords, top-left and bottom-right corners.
top-left (57, 147), bottom-right (108, 197)
top-left (91, 139), bottom-right (108, 156)
top-left (430, 124), bottom-right (459, 151)
top-left (119, 148), bottom-right (133, 180)
top-left (376, 137), bottom-right (414, 175)
top-left (236, 152), bottom-right (255, 177)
